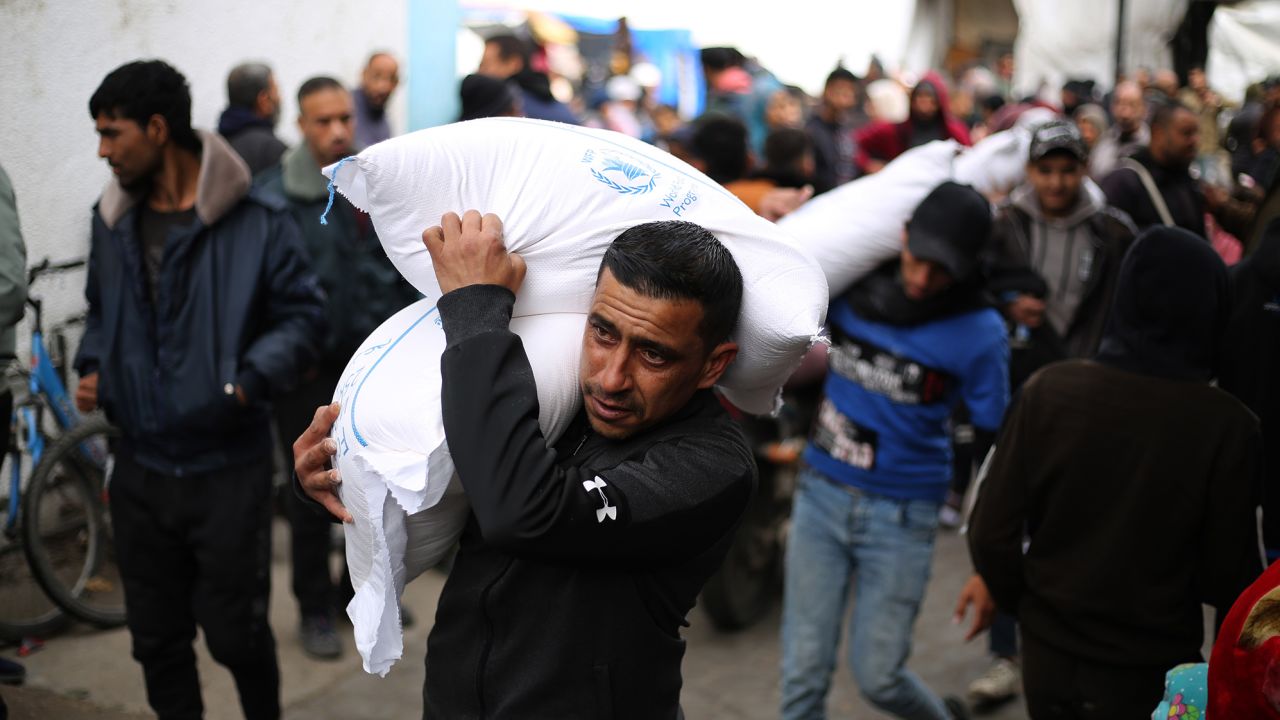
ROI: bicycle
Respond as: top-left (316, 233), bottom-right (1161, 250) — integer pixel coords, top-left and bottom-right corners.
top-left (0, 258), bottom-right (125, 637)
top-left (0, 365), bottom-right (66, 641)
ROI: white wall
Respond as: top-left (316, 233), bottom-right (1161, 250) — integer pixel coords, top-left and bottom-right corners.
top-left (0, 0), bottom-right (409, 346)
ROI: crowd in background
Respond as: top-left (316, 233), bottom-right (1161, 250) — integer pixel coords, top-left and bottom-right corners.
top-left (4, 18), bottom-right (1279, 720)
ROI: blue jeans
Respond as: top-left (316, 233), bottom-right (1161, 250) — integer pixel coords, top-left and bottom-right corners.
top-left (780, 467), bottom-right (949, 720)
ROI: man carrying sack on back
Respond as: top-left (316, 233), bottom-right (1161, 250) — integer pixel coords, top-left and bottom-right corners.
top-left (295, 212), bottom-right (757, 719)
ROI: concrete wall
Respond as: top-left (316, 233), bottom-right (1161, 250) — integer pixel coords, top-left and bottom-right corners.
top-left (0, 0), bottom-right (410, 348)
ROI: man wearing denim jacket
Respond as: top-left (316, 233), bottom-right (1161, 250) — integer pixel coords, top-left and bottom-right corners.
top-left (780, 182), bottom-right (1009, 720)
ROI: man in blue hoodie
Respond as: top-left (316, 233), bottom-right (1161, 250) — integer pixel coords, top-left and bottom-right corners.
top-left (780, 182), bottom-right (1008, 720)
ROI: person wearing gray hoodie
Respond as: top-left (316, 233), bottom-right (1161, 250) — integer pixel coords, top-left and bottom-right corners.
top-left (985, 120), bottom-right (1137, 367)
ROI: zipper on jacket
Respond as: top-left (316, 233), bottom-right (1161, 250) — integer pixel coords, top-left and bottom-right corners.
top-left (572, 432), bottom-right (590, 457)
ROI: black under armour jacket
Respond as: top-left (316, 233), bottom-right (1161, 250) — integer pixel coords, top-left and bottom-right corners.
top-left (424, 284), bottom-right (756, 720)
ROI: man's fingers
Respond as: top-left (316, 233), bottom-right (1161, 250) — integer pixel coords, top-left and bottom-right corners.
top-left (482, 212), bottom-right (504, 240)
top-left (441, 212), bottom-right (463, 242)
top-left (423, 225), bottom-right (444, 260)
top-left (461, 209), bottom-right (483, 236)
top-left (319, 492), bottom-right (353, 524)
top-left (509, 252), bottom-right (527, 289)
top-left (965, 604), bottom-right (994, 641)
top-left (295, 403), bottom-right (339, 454)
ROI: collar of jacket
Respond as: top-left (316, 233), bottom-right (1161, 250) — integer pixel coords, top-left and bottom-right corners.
top-left (281, 144), bottom-right (331, 202)
top-left (98, 129), bottom-right (251, 230)
top-left (1010, 176), bottom-right (1106, 228)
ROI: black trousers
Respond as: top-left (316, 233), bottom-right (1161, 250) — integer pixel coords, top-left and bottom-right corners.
top-left (110, 451), bottom-right (279, 720)
top-left (1021, 632), bottom-right (1172, 719)
top-left (273, 369), bottom-right (352, 617)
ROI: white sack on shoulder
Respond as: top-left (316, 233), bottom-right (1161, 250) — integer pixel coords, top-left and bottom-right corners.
top-left (776, 140), bottom-right (962, 298)
top-left (324, 117), bottom-right (827, 415)
top-left (333, 298), bottom-right (586, 675)
top-left (953, 107), bottom-right (1058, 196)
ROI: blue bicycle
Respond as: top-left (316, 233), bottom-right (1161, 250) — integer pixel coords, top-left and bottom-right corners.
top-left (0, 259), bottom-right (124, 640)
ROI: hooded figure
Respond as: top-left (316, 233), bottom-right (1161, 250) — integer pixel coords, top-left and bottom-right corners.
top-left (1220, 218), bottom-right (1280, 558)
top-left (854, 71), bottom-right (972, 173)
top-left (968, 226), bottom-right (1263, 717)
top-left (1095, 227), bottom-right (1229, 381)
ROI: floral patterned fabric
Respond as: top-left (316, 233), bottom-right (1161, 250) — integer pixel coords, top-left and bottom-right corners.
top-left (1152, 663), bottom-right (1206, 720)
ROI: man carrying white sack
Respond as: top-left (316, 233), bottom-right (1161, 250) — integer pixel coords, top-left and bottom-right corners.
top-left (296, 211), bottom-right (756, 719)
top-left (780, 182), bottom-right (1009, 720)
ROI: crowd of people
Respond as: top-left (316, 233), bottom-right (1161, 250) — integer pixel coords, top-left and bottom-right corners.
top-left (2, 21), bottom-right (1278, 720)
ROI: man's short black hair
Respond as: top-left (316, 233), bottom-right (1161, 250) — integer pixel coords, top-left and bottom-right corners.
top-left (825, 67), bottom-right (858, 87)
top-left (485, 33), bottom-right (530, 68)
top-left (226, 62), bottom-right (272, 109)
top-left (297, 76), bottom-right (345, 106)
top-left (89, 59), bottom-right (200, 152)
top-left (1151, 99), bottom-right (1194, 131)
top-left (690, 113), bottom-right (749, 185)
top-left (599, 221), bottom-right (743, 348)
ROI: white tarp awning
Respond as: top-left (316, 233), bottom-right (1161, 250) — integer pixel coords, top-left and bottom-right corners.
top-left (1207, 0), bottom-right (1280, 104)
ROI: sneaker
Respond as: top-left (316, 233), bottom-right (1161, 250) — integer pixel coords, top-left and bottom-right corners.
top-left (943, 695), bottom-right (971, 720)
top-left (938, 503), bottom-right (963, 529)
top-left (967, 657), bottom-right (1020, 706)
top-left (299, 612), bottom-right (342, 660)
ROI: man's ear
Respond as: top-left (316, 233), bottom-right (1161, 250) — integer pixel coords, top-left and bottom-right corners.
top-left (696, 341), bottom-right (739, 389)
top-left (146, 114), bottom-right (169, 145)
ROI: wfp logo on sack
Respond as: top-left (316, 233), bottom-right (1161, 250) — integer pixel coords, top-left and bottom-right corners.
top-left (582, 148), bottom-right (659, 196)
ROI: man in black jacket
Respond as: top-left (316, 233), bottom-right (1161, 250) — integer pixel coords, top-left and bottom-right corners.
top-left (76, 60), bottom-right (325, 720)
top-left (1099, 101), bottom-right (1208, 236)
top-left (259, 75), bottom-right (419, 660)
top-left (296, 214), bottom-right (756, 718)
top-left (968, 226), bottom-right (1263, 716)
top-left (218, 62), bottom-right (286, 176)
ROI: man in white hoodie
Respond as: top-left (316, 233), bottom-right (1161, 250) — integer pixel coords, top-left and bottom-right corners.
top-left (967, 119), bottom-right (1137, 707)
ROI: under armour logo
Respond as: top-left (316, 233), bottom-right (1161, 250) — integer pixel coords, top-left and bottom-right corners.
top-left (583, 476), bottom-right (616, 523)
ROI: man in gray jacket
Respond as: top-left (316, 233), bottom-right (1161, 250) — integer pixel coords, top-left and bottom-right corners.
top-left (0, 163), bottom-right (29, 709)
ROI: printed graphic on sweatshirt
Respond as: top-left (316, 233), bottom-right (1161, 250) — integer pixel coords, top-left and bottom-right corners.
top-left (828, 335), bottom-right (951, 405)
top-left (812, 398), bottom-right (878, 470)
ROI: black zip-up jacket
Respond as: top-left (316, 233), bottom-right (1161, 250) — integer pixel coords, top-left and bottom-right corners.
top-left (1099, 147), bottom-right (1205, 236)
top-left (424, 284), bottom-right (756, 720)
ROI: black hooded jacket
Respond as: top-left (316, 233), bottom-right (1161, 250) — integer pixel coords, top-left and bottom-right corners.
top-left (423, 285), bottom-right (755, 719)
top-left (1220, 218), bottom-right (1280, 552)
top-left (969, 227), bottom-right (1262, 667)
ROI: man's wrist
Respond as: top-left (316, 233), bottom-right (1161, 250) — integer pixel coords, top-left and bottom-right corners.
top-left (438, 284), bottom-right (516, 347)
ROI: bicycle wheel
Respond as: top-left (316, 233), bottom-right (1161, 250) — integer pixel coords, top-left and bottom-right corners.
top-left (23, 416), bottom-right (126, 628)
top-left (0, 446), bottom-right (68, 641)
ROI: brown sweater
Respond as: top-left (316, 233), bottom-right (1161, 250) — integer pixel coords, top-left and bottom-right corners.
top-left (969, 359), bottom-right (1263, 666)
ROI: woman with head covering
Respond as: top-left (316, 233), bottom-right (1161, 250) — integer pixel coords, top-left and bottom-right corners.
top-left (1071, 103), bottom-right (1108, 154)
top-left (968, 227), bottom-right (1264, 716)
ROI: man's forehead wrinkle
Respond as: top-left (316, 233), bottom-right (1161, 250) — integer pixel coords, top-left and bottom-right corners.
top-left (591, 294), bottom-right (681, 346)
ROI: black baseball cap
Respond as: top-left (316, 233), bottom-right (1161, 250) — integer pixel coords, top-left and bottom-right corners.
top-left (906, 181), bottom-right (992, 280)
top-left (1028, 119), bottom-right (1088, 162)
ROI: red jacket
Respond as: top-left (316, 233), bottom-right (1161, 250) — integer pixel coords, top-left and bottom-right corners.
top-left (855, 71), bottom-right (971, 173)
